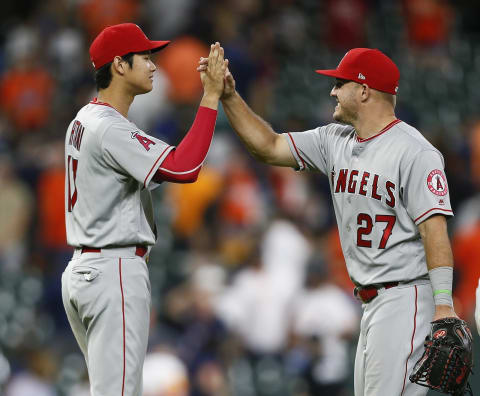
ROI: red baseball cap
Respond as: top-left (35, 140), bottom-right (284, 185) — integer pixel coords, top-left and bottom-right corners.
top-left (315, 48), bottom-right (400, 95)
top-left (89, 23), bottom-right (170, 70)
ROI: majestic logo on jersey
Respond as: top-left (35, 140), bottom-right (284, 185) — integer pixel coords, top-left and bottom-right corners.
top-left (427, 169), bottom-right (448, 196)
top-left (131, 131), bottom-right (156, 151)
top-left (331, 168), bottom-right (396, 208)
top-left (68, 120), bottom-right (85, 151)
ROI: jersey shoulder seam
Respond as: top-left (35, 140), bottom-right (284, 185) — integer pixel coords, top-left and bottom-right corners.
top-left (394, 122), bottom-right (440, 153)
top-left (325, 122), bottom-right (355, 134)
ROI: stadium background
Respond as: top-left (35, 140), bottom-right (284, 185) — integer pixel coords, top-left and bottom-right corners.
top-left (1, 0), bottom-right (480, 395)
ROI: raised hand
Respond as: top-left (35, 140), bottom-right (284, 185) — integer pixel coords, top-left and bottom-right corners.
top-left (222, 66), bottom-right (236, 100)
top-left (200, 42), bottom-right (228, 99)
top-left (198, 45), bottom-right (235, 101)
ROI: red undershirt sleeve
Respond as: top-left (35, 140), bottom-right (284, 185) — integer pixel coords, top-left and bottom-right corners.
top-left (153, 106), bottom-right (217, 183)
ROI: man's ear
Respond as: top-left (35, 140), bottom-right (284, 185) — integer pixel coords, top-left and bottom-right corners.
top-left (360, 83), bottom-right (370, 102)
top-left (112, 56), bottom-right (126, 76)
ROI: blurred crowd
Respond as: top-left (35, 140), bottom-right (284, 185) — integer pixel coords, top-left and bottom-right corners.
top-left (1, 0), bottom-right (480, 395)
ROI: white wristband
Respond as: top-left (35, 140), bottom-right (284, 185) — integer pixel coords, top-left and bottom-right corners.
top-left (429, 267), bottom-right (453, 307)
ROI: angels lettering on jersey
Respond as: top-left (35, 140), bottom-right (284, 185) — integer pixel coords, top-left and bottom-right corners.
top-left (330, 166), bottom-right (396, 208)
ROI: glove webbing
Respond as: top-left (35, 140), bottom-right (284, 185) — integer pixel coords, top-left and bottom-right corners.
top-left (409, 342), bottom-right (473, 395)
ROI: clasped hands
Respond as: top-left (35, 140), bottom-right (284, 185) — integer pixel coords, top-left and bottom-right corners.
top-left (197, 42), bottom-right (235, 100)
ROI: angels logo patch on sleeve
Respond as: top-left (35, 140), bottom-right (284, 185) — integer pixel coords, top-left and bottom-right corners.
top-left (131, 131), bottom-right (156, 151)
top-left (427, 169), bottom-right (448, 196)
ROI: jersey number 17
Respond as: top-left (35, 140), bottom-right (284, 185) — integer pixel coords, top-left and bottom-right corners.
top-left (67, 155), bottom-right (78, 212)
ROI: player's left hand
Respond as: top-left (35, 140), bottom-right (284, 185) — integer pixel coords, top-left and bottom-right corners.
top-left (409, 317), bottom-right (473, 395)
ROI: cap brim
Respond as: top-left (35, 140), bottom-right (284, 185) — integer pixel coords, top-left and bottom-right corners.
top-left (315, 69), bottom-right (346, 79)
top-left (150, 41), bottom-right (170, 53)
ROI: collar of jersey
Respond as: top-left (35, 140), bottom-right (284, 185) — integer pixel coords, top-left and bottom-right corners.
top-left (90, 97), bottom-right (122, 115)
top-left (355, 119), bottom-right (401, 143)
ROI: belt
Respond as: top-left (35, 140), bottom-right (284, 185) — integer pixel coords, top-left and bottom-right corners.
top-left (354, 282), bottom-right (399, 303)
top-left (80, 245), bottom-right (148, 258)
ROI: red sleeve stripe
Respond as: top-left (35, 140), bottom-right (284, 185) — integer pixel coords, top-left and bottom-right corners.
top-left (414, 207), bottom-right (453, 224)
top-left (119, 258), bottom-right (126, 396)
top-left (287, 133), bottom-right (306, 170)
top-left (144, 146), bottom-right (172, 187)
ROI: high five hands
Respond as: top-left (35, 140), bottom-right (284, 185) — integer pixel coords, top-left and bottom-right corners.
top-left (198, 43), bottom-right (236, 100)
top-left (199, 42), bottom-right (229, 99)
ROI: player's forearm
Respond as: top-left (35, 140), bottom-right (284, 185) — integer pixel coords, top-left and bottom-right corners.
top-left (153, 106), bottom-right (217, 183)
top-left (419, 215), bottom-right (457, 318)
top-left (419, 215), bottom-right (454, 271)
top-left (221, 92), bottom-right (279, 163)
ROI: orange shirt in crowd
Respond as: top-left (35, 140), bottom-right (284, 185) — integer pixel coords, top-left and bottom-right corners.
top-left (37, 168), bottom-right (67, 249)
top-left (157, 36), bottom-right (209, 104)
top-left (403, 0), bottom-right (453, 47)
top-left (168, 166), bottom-right (223, 238)
top-left (327, 227), bottom-right (354, 292)
top-left (219, 162), bottom-right (263, 227)
top-left (0, 68), bottom-right (54, 131)
top-left (78, 0), bottom-right (140, 39)
top-left (453, 222), bottom-right (480, 319)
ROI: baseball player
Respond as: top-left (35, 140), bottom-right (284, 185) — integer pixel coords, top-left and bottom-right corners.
top-left (62, 23), bottom-right (227, 396)
top-left (199, 48), bottom-right (462, 395)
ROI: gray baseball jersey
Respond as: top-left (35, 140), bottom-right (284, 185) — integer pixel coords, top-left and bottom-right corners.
top-left (65, 100), bottom-right (173, 248)
top-left (284, 119), bottom-right (453, 286)
top-left (63, 99), bottom-right (174, 396)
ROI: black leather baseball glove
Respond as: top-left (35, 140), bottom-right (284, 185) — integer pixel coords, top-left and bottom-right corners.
top-left (409, 317), bottom-right (473, 395)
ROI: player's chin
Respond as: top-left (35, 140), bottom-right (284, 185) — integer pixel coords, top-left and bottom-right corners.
top-left (333, 111), bottom-right (349, 125)
top-left (138, 82), bottom-right (153, 94)
top-left (332, 110), bottom-right (342, 122)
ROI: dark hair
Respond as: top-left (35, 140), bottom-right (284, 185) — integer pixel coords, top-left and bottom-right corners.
top-left (94, 52), bottom-right (135, 90)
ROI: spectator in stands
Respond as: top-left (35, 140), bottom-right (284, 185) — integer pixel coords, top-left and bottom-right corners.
top-left (36, 140), bottom-right (71, 328)
top-left (5, 349), bottom-right (58, 396)
top-left (452, 120), bottom-right (480, 319)
top-left (403, 0), bottom-right (454, 67)
top-left (157, 36), bottom-right (210, 105)
top-left (324, 0), bottom-right (369, 50)
top-left (0, 26), bottom-right (54, 134)
top-left (403, 0), bottom-right (453, 49)
top-left (143, 348), bottom-right (189, 396)
top-left (289, 253), bottom-right (359, 395)
top-left (0, 151), bottom-right (33, 272)
top-left (77, 0), bottom-right (140, 40)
